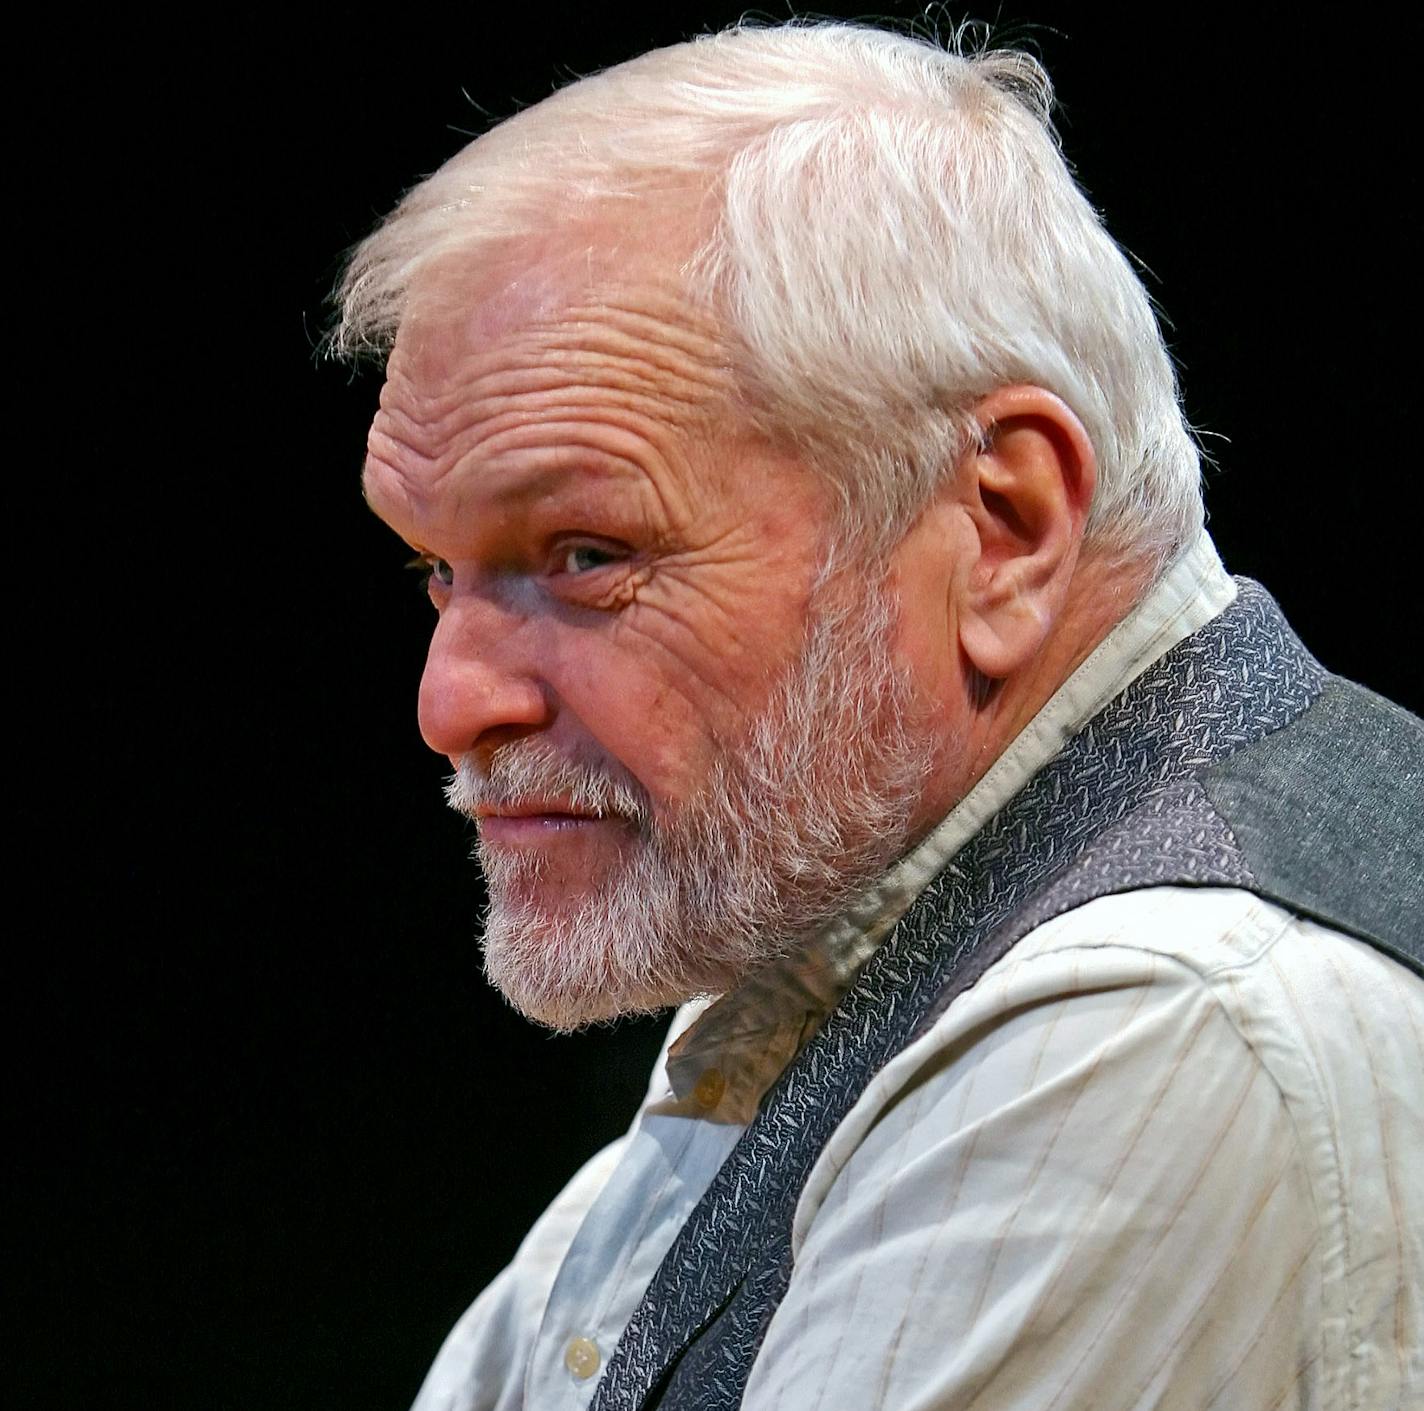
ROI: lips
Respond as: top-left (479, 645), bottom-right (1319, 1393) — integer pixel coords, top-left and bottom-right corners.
top-left (474, 801), bottom-right (621, 848)
top-left (474, 801), bottom-right (605, 822)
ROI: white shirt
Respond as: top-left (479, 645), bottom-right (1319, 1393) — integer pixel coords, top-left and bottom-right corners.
top-left (412, 535), bottom-right (1424, 1411)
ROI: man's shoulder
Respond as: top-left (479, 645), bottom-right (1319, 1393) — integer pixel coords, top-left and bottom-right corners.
top-left (1126, 879), bottom-right (1412, 1038)
top-left (1006, 882), bottom-right (1373, 976)
top-left (864, 885), bottom-right (1424, 1154)
top-left (989, 884), bottom-right (1421, 1031)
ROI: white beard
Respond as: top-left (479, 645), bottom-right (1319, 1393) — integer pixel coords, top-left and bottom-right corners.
top-left (444, 572), bottom-right (936, 1031)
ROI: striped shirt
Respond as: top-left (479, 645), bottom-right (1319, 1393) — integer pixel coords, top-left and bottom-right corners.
top-left (412, 536), bottom-right (1424, 1411)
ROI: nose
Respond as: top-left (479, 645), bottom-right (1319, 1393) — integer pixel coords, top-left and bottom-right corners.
top-left (417, 597), bottom-right (550, 764)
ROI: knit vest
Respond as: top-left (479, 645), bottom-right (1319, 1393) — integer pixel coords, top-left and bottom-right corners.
top-left (589, 581), bottom-right (1424, 1411)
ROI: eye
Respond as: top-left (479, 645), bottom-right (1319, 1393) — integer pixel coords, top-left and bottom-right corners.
top-left (406, 553), bottom-right (454, 590)
top-left (559, 543), bottom-right (622, 575)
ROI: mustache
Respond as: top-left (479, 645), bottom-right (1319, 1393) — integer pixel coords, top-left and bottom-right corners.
top-left (444, 740), bottom-right (651, 824)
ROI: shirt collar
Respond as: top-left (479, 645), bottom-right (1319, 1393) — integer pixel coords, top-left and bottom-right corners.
top-left (657, 533), bottom-right (1237, 1124)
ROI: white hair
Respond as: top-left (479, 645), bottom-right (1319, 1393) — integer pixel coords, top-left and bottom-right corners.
top-left (333, 20), bottom-right (1203, 571)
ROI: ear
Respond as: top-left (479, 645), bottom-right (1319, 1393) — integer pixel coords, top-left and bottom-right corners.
top-left (954, 386), bottom-right (1097, 680)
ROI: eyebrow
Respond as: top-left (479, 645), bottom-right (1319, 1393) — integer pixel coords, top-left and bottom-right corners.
top-left (359, 449), bottom-right (656, 555)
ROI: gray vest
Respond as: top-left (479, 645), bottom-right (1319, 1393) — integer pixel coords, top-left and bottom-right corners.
top-left (589, 581), bottom-right (1424, 1411)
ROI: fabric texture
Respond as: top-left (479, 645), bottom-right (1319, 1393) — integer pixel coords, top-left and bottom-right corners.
top-left (1199, 677), bottom-right (1424, 971)
top-left (409, 548), bottom-right (1424, 1411)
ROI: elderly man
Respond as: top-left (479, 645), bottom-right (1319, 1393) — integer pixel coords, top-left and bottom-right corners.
top-left (335, 22), bottom-right (1423, 1411)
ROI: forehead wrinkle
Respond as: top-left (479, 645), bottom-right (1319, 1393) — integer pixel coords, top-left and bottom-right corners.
top-left (542, 295), bottom-right (732, 392)
top-left (361, 449), bottom-right (426, 541)
top-left (367, 408), bottom-right (684, 549)
top-left (444, 393), bottom-right (724, 477)
top-left (457, 426), bottom-right (691, 540)
top-left (459, 444), bottom-right (666, 510)
top-left (499, 347), bottom-right (724, 417)
top-left (439, 357), bottom-right (723, 430)
top-left (500, 314), bottom-right (734, 421)
top-left (373, 260), bottom-right (756, 535)
top-left (372, 355), bottom-right (485, 474)
top-left (380, 310), bottom-right (729, 465)
top-left (373, 398), bottom-right (701, 543)
top-left (381, 383), bottom-right (734, 534)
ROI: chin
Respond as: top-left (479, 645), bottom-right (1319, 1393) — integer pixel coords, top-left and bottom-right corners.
top-left (477, 896), bottom-right (720, 1034)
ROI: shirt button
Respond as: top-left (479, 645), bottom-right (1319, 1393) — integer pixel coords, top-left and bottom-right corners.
top-left (564, 1336), bottom-right (600, 1380)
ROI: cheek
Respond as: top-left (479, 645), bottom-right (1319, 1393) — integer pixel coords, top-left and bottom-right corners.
top-left (536, 544), bottom-right (818, 803)
top-left (545, 632), bottom-right (724, 802)
top-left (893, 610), bottom-right (956, 709)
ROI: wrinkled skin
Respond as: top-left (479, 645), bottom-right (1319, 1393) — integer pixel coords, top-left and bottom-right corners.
top-left (364, 245), bottom-right (855, 928)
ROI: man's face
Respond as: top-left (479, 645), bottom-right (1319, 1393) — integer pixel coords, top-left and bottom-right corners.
top-left (364, 243), bottom-right (934, 1027)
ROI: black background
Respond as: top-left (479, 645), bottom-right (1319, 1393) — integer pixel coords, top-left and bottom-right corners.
top-left (18, 5), bottom-right (1421, 1408)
